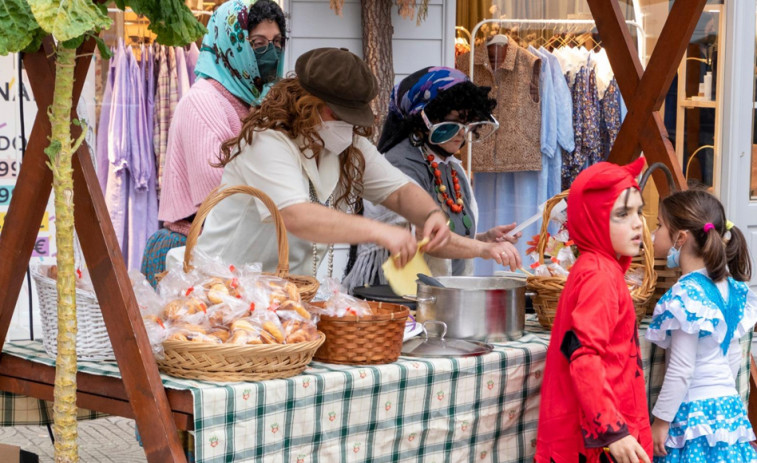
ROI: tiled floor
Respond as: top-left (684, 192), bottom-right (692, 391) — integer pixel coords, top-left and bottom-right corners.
top-left (0, 416), bottom-right (147, 462)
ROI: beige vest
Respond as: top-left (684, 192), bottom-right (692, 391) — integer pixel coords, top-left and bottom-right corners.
top-left (456, 41), bottom-right (542, 173)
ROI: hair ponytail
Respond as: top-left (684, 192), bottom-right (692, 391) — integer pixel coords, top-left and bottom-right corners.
top-left (725, 225), bottom-right (752, 282)
top-left (700, 226), bottom-right (727, 281)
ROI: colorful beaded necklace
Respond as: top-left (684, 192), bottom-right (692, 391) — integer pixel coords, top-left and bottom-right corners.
top-left (420, 147), bottom-right (472, 234)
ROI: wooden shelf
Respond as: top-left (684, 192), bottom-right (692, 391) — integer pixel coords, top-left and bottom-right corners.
top-left (680, 98), bottom-right (717, 109)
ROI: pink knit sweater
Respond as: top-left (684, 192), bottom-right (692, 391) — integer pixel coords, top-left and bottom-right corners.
top-left (158, 78), bottom-right (249, 223)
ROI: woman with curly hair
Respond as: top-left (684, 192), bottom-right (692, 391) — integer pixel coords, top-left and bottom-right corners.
top-left (142, 0), bottom-right (286, 286)
top-left (343, 67), bottom-right (522, 290)
top-left (179, 48), bottom-right (452, 277)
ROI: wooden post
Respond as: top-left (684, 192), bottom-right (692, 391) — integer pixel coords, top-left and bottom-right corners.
top-left (0, 37), bottom-right (186, 462)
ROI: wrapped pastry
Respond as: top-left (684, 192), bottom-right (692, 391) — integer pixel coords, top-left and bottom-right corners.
top-left (230, 318), bottom-right (258, 333)
top-left (207, 283), bottom-right (230, 304)
top-left (277, 300), bottom-right (311, 320)
top-left (207, 327), bottom-right (231, 343)
top-left (282, 318), bottom-right (318, 343)
top-left (162, 297), bottom-right (207, 321)
top-left (262, 321), bottom-right (285, 343)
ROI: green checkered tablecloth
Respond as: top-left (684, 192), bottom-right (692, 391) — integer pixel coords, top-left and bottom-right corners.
top-left (2, 334), bottom-right (548, 463)
top-left (0, 315), bottom-right (751, 463)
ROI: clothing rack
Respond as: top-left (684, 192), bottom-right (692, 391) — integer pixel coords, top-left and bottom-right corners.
top-left (464, 18), bottom-right (646, 181)
top-left (455, 26), bottom-right (472, 44)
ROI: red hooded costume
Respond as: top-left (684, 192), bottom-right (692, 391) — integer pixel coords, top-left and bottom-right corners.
top-left (534, 158), bottom-right (652, 463)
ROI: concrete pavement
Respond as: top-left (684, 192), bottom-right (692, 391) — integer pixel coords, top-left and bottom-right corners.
top-left (0, 416), bottom-right (147, 462)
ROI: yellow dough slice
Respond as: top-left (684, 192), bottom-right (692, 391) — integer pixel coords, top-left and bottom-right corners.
top-left (382, 237), bottom-right (431, 297)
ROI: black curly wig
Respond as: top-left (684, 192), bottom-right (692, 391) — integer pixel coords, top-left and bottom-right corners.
top-left (247, 0), bottom-right (287, 47)
top-left (377, 78), bottom-right (497, 153)
top-left (416, 82), bottom-right (496, 128)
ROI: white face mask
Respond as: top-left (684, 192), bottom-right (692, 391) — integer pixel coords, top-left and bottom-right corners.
top-left (317, 119), bottom-right (354, 154)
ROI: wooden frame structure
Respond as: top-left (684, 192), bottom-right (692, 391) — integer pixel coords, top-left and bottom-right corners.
top-left (587, 0), bottom-right (707, 194)
top-left (0, 1), bottom-right (707, 461)
top-left (0, 37), bottom-right (192, 462)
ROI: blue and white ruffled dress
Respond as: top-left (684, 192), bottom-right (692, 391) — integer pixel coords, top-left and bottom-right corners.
top-left (646, 271), bottom-right (757, 463)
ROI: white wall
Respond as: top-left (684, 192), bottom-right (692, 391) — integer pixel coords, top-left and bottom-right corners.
top-left (283, 0), bottom-right (456, 84)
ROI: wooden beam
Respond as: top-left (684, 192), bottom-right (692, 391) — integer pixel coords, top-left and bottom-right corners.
top-left (587, 0), bottom-right (689, 195)
top-left (69, 51), bottom-right (188, 463)
top-left (0, 355), bottom-right (193, 430)
top-left (0, 37), bottom-right (59, 349)
top-left (609, 0), bottom-right (707, 168)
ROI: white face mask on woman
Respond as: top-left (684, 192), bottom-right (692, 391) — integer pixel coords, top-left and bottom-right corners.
top-left (317, 118), bottom-right (355, 154)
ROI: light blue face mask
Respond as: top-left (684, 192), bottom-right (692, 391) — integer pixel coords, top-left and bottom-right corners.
top-left (666, 244), bottom-right (681, 268)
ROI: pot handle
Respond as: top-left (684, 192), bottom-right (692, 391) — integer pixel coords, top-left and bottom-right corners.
top-left (422, 320), bottom-right (448, 341)
top-left (402, 295), bottom-right (436, 304)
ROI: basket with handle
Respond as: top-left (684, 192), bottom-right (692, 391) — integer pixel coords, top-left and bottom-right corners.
top-left (183, 185), bottom-right (320, 302)
top-left (645, 259), bottom-right (681, 315)
top-left (31, 265), bottom-right (115, 361)
top-left (309, 300), bottom-right (409, 365)
top-left (157, 185), bottom-right (325, 381)
top-left (526, 190), bottom-right (656, 329)
top-left (158, 334), bottom-right (326, 381)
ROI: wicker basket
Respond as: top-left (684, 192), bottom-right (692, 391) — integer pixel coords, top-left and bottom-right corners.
top-left (31, 265), bottom-right (115, 361)
top-left (184, 185), bottom-right (319, 302)
top-left (645, 258), bottom-right (681, 315)
top-left (310, 301), bottom-right (409, 365)
top-left (526, 191), bottom-right (656, 329)
top-left (159, 185), bottom-right (325, 381)
top-left (158, 333), bottom-right (326, 381)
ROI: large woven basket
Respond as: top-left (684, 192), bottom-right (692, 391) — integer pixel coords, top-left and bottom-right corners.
top-left (184, 185), bottom-right (319, 302)
top-left (310, 301), bottom-right (409, 365)
top-left (158, 185), bottom-right (324, 381)
top-left (645, 258), bottom-right (681, 315)
top-left (526, 191), bottom-right (656, 329)
top-left (31, 265), bottom-right (115, 361)
top-left (157, 333), bottom-right (326, 381)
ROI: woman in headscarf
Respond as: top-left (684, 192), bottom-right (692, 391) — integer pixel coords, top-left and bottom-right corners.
top-left (342, 66), bottom-right (522, 291)
top-left (142, 0), bottom-right (286, 286)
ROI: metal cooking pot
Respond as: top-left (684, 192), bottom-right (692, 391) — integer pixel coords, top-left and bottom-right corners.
top-left (412, 276), bottom-right (526, 341)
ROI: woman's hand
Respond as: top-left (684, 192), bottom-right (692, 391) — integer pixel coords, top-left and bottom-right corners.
top-left (377, 224), bottom-right (418, 269)
top-left (651, 418), bottom-right (669, 457)
top-left (479, 241), bottom-right (522, 270)
top-left (420, 210), bottom-right (451, 253)
top-left (478, 223), bottom-right (521, 244)
top-left (607, 435), bottom-right (651, 463)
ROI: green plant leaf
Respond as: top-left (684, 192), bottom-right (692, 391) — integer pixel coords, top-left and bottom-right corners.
top-left (61, 34), bottom-right (85, 50)
top-left (44, 139), bottom-right (61, 161)
top-left (94, 35), bottom-right (112, 60)
top-left (0, 0), bottom-right (43, 54)
top-left (28, 0), bottom-right (111, 42)
top-left (21, 27), bottom-right (46, 53)
top-left (122, 0), bottom-right (206, 46)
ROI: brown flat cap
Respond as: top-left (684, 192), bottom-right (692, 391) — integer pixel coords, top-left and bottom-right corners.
top-left (295, 47), bottom-right (378, 127)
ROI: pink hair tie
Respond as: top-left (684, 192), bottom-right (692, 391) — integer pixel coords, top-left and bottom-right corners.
top-left (703, 222), bottom-right (715, 233)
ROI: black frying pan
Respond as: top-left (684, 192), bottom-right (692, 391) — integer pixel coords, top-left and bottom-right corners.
top-left (351, 284), bottom-right (416, 310)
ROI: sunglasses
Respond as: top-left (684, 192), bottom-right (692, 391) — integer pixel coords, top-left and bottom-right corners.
top-left (420, 109), bottom-right (499, 145)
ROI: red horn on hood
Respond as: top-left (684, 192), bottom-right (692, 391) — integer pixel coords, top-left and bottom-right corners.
top-left (623, 156), bottom-right (646, 179)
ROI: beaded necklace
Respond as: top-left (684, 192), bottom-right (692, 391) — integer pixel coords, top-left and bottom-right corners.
top-left (308, 180), bottom-right (334, 278)
top-left (419, 146), bottom-right (472, 234)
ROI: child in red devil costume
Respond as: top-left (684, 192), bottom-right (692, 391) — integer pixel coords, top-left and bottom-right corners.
top-left (535, 157), bottom-right (653, 463)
